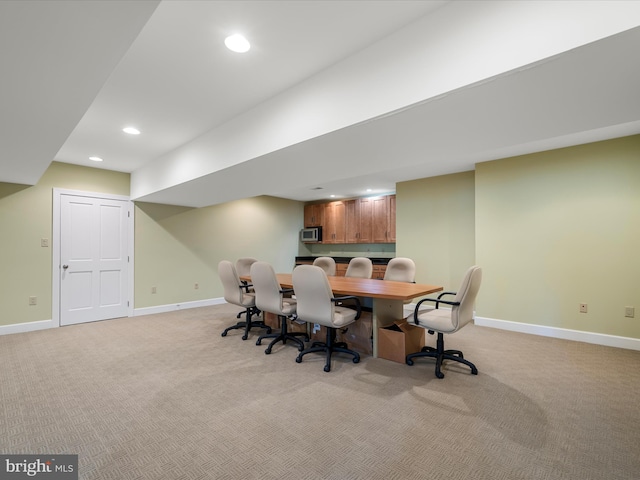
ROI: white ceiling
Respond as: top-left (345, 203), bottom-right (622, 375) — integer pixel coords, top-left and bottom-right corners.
top-left (2, 1), bottom-right (640, 207)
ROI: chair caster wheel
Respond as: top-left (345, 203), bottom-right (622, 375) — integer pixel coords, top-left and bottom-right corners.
top-left (353, 357), bottom-right (359, 364)
top-left (436, 371), bottom-right (444, 379)
top-left (256, 339), bottom-right (262, 346)
top-left (265, 348), bottom-right (272, 355)
top-left (242, 335), bottom-right (248, 340)
top-left (221, 332), bottom-right (227, 337)
top-left (295, 357), bottom-right (302, 363)
top-left (406, 359), bottom-right (414, 366)
top-left (323, 365), bottom-right (331, 372)
top-left (298, 346), bottom-right (304, 352)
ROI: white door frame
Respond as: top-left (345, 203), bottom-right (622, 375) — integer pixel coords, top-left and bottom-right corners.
top-left (52, 188), bottom-right (135, 327)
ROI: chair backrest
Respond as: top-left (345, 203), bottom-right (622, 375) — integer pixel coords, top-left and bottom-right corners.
top-left (345, 257), bottom-right (373, 279)
top-left (235, 257), bottom-right (258, 278)
top-left (451, 266), bottom-right (482, 331)
top-left (312, 256), bottom-right (336, 276)
top-left (218, 260), bottom-right (254, 307)
top-left (250, 261), bottom-right (291, 315)
top-left (292, 265), bottom-right (335, 327)
top-left (384, 257), bottom-right (416, 282)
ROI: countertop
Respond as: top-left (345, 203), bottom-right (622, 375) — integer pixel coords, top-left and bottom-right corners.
top-left (295, 256), bottom-right (392, 265)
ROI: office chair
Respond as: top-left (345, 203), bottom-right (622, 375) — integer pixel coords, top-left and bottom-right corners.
top-left (218, 260), bottom-right (271, 340)
top-left (383, 257), bottom-right (416, 282)
top-left (345, 257), bottom-right (373, 279)
top-left (312, 256), bottom-right (336, 276)
top-left (383, 257), bottom-right (416, 318)
top-left (251, 261), bottom-right (309, 354)
top-left (234, 257), bottom-right (258, 320)
top-left (292, 265), bottom-right (361, 372)
top-left (406, 266), bottom-right (482, 378)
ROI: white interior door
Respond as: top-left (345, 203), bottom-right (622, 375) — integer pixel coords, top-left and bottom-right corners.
top-left (59, 193), bottom-right (130, 326)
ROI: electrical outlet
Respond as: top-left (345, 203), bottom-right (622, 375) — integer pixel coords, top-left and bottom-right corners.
top-left (151, 286), bottom-right (157, 294)
top-left (194, 283), bottom-right (199, 290)
top-left (29, 296), bottom-right (37, 305)
top-left (625, 306), bottom-right (635, 318)
top-left (41, 238), bottom-right (49, 247)
top-left (579, 303), bottom-right (588, 313)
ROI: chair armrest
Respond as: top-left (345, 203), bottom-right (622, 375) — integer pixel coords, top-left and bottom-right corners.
top-left (413, 295), bottom-right (461, 322)
top-left (333, 295), bottom-right (362, 320)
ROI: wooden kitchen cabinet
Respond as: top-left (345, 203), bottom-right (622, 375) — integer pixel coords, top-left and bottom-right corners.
top-left (335, 263), bottom-right (348, 277)
top-left (345, 199), bottom-right (358, 243)
top-left (304, 203), bottom-right (324, 227)
top-left (372, 265), bottom-right (387, 280)
top-left (324, 201), bottom-right (346, 244)
top-left (372, 194), bottom-right (396, 243)
top-left (303, 194), bottom-right (395, 244)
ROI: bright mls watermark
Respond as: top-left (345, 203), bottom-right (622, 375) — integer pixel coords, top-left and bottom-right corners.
top-left (0, 455), bottom-right (77, 479)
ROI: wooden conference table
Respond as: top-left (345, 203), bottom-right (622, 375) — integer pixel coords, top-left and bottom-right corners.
top-left (270, 273), bottom-right (443, 358)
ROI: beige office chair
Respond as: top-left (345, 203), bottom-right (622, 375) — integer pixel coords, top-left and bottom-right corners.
top-left (406, 266), bottom-right (482, 378)
top-left (384, 257), bottom-right (416, 282)
top-left (236, 257), bottom-right (257, 279)
top-left (312, 256), bottom-right (336, 276)
top-left (383, 257), bottom-right (416, 318)
top-left (251, 261), bottom-right (309, 354)
top-left (345, 257), bottom-right (373, 279)
top-left (218, 260), bottom-right (271, 340)
top-left (292, 265), bottom-right (361, 372)
top-left (235, 257), bottom-right (258, 319)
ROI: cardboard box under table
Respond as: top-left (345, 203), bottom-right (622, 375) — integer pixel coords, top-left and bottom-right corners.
top-left (377, 319), bottom-right (425, 363)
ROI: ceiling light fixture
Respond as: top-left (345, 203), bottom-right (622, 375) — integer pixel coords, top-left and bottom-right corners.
top-left (122, 127), bottom-right (140, 135)
top-left (224, 34), bottom-right (250, 53)
top-left (89, 156), bottom-right (103, 162)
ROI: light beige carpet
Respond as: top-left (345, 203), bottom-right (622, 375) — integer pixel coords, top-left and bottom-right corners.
top-left (1, 304), bottom-right (639, 479)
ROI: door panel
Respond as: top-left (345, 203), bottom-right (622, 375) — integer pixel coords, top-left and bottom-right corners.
top-left (60, 195), bottom-right (129, 326)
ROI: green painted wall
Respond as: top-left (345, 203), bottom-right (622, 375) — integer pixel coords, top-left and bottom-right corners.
top-left (475, 135), bottom-right (640, 338)
top-left (396, 171), bottom-right (476, 290)
top-left (134, 196), bottom-right (303, 308)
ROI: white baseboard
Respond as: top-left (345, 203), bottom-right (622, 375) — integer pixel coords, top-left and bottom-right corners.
top-left (0, 319), bottom-right (56, 336)
top-left (133, 297), bottom-right (226, 317)
top-left (474, 316), bottom-right (640, 351)
top-left (0, 298), bottom-right (229, 337)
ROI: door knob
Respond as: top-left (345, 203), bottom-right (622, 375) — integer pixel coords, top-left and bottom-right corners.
top-left (62, 265), bottom-right (69, 269)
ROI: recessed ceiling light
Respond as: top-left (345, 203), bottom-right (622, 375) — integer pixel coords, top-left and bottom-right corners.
top-left (89, 156), bottom-right (103, 162)
top-left (330, 195), bottom-right (336, 198)
top-left (123, 127), bottom-right (140, 135)
top-left (366, 189), bottom-right (372, 192)
top-left (225, 34), bottom-right (250, 53)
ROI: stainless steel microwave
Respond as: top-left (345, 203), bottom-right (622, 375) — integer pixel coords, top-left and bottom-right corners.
top-left (300, 226), bottom-right (322, 243)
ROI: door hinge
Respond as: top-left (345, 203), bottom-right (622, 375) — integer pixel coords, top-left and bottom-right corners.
top-left (128, 211), bottom-right (131, 217)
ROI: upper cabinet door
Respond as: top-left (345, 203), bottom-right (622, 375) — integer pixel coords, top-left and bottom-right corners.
top-left (387, 195), bottom-right (396, 243)
top-left (345, 199), bottom-right (359, 244)
top-left (304, 203), bottom-right (324, 227)
top-left (372, 195), bottom-right (396, 243)
top-left (324, 201), bottom-right (346, 244)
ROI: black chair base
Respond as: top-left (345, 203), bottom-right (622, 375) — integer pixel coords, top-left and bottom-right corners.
top-left (406, 331), bottom-right (477, 379)
top-left (221, 307), bottom-right (271, 340)
top-left (296, 326), bottom-right (359, 372)
top-left (257, 316), bottom-right (309, 354)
